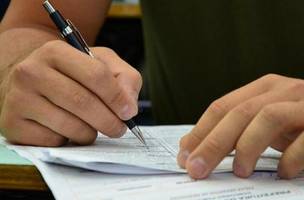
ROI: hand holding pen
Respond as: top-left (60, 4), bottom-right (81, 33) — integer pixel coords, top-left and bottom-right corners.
top-left (43, 1), bottom-right (146, 146)
top-left (0, 1), bottom-right (144, 147)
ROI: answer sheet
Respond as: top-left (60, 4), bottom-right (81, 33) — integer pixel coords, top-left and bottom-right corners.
top-left (39, 125), bottom-right (189, 174)
top-left (25, 125), bottom-right (281, 174)
top-left (3, 138), bottom-right (304, 200)
top-left (3, 125), bottom-right (303, 200)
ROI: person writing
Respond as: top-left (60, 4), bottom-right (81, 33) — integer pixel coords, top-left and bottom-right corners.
top-left (0, 0), bottom-right (303, 180)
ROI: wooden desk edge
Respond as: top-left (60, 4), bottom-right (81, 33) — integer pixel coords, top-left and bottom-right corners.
top-left (0, 164), bottom-right (48, 191)
top-left (108, 4), bottom-right (141, 18)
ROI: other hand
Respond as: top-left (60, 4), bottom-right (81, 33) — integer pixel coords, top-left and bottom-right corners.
top-left (178, 74), bottom-right (304, 179)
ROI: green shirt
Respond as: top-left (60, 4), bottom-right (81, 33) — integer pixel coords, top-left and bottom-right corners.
top-left (140, 0), bottom-right (304, 124)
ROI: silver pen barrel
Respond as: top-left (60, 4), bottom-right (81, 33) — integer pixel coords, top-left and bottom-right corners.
top-left (43, 1), bottom-right (56, 14)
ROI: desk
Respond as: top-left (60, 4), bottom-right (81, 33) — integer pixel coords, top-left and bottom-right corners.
top-left (0, 144), bottom-right (47, 191)
top-left (108, 3), bottom-right (141, 18)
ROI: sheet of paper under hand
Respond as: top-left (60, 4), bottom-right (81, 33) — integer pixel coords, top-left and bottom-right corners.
top-left (31, 125), bottom-right (282, 175)
top-left (2, 131), bottom-right (304, 200)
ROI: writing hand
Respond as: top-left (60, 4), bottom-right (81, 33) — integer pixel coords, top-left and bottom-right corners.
top-left (0, 40), bottom-right (142, 146)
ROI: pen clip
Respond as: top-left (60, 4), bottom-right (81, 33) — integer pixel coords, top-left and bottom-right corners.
top-left (66, 19), bottom-right (94, 58)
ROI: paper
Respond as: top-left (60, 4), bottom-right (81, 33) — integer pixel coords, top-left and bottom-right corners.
top-left (38, 125), bottom-right (188, 174)
top-left (2, 125), bottom-right (304, 200)
top-left (25, 125), bottom-right (281, 175)
top-left (3, 139), bottom-right (304, 200)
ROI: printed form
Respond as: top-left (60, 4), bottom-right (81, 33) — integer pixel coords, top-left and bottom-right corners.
top-left (38, 125), bottom-right (188, 174)
top-left (30, 125), bottom-right (280, 174)
top-left (3, 125), bottom-right (303, 200)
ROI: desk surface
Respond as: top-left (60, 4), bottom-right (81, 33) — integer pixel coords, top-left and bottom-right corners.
top-left (0, 144), bottom-right (48, 191)
top-left (108, 3), bottom-right (141, 18)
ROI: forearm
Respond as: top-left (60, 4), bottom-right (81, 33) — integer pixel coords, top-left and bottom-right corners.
top-left (0, 26), bottom-right (60, 108)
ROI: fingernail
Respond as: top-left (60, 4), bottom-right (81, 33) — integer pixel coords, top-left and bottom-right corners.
top-left (188, 158), bottom-right (209, 179)
top-left (233, 160), bottom-right (249, 178)
top-left (177, 150), bottom-right (189, 168)
top-left (120, 104), bottom-right (136, 120)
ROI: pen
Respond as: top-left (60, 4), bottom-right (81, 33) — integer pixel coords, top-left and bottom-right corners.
top-left (42, 0), bottom-right (147, 146)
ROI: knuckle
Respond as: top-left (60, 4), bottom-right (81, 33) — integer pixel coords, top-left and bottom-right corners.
top-left (207, 99), bottom-right (230, 118)
top-left (100, 47), bottom-right (117, 57)
top-left (34, 40), bottom-right (69, 63)
top-left (258, 74), bottom-right (282, 89)
top-left (288, 81), bottom-right (304, 94)
top-left (58, 118), bottom-right (96, 145)
top-left (189, 129), bottom-right (205, 142)
top-left (260, 73), bottom-right (281, 83)
top-left (109, 86), bottom-right (126, 107)
top-left (203, 137), bottom-right (226, 155)
top-left (71, 90), bottom-right (95, 110)
top-left (12, 61), bottom-right (37, 82)
top-left (260, 105), bottom-right (286, 129)
top-left (232, 101), bottom-right (255, 119)
top-left (40, 40), bottom-right (65, 55)
top-left (179, 132), bottom-right (201, 150)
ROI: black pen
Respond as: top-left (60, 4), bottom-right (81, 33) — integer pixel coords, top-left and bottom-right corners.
top-left (42, 0), bottom-right (147, 146)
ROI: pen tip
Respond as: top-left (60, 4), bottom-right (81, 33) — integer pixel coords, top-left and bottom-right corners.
top-left (131, 126), bottom-right (147, 147)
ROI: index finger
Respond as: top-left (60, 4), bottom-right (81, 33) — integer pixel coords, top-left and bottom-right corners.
top-left (35, 40), bottom-right (137, 121)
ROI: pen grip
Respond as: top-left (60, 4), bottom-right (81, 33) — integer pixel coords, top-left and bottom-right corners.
top-left (65, 33), bottom-right (88, 54)
top-left (49, 11), bottom-right (88, 55)
top-left (123, 120), bottom-right (136, 130)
